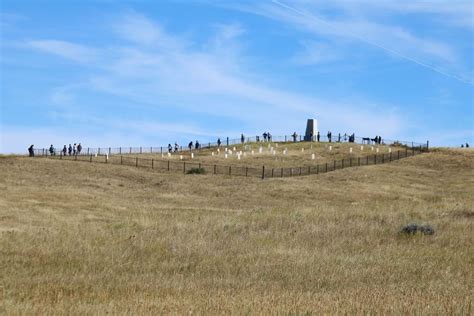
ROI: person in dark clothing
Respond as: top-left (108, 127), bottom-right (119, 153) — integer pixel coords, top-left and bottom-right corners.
top-left (461, 144), bottom-right (464, 148)
top-left (168, 144), bottom-right (172, 153)
top-left (327, 131), bottom-right (332, 143)
top-left (292, 132), bottom-right (297, 142)
top-left (241, 134), bottom-right (245, 144)
top-left (28, 145), bottom-right (34, 157)
top-left (174, 142), bottom-right (179, 152)
top-left (195, 140), bottom-right (200, 149)
top-left (338, 133), bottom-right (341, 142)
top-left (256, 136), bottom-right (260, 142)
top-left (68, 144), bottom-right (72, 156)
top-left (217, 138), bottom-right (221, 147)
top-left (188, 141), bottom-right (193, 151)
top-left (466, 143), bottom-right (470, 148)
top-left (267, 132), bottom-right (272, 141)
top-left (317, 131), bottom-right (320, 142)
top-left (73, 143), bottom-right (77, 155)
top-left (77, 143), bottom-right (82, 155)
top-left (62, 145), bottom-right (67, 156)
top-left (263, 132), bottom-right (268, 142)
top-left (49, 144), bottom-right (55, 156)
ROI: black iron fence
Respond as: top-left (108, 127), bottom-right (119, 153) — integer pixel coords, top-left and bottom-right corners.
top-left (46, 144), bottom-right (427, 179)
top-left (32, 133), bottom-right (429, 157)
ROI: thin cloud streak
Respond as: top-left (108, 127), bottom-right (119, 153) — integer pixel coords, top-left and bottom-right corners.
top-left (271, 0), bottom-right (473, 85)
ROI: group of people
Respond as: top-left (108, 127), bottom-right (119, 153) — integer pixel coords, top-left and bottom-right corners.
top-left (47, 143), bottom-right (83, 156)
top-left (461, 143), bottom-right (470, 148)
top-left (187, 140), bottom-right (201, 151)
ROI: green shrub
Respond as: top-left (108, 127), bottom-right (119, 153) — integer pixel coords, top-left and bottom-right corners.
top-left (186, 167), bottom-right (206, 175)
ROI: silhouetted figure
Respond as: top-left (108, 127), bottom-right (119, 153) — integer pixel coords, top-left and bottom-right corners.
top-left (466, 143), bottom-right (470, 148)
top-left (317, 131), bottom-right (320, 142)
top-left (241, 134), bottom-right (245, 144)
top-left (292, 132), bottom-right (297, 142)
top-left (327, 131), bottom-right (332, 143)
top-left (174, 142), bottom-right (179, 152)
top-left (267, 132), bottom-right (272, 141)
top-left (195, 140), bottom-right (200, 149)
top-left (263, 132), bottom-right (268, 141)
top-left (188, 141), bottom-right (193, 151)
top-left (49, 144), bottom-right (55, 156)
top-left (461, 144), bottom-right (464, 148)
top-left (256, 136), bottom-right (260, 142)
top-left (168, 144), bottom-right (172, 153)
top-left (338, 133), bottom-right (341, 142)
top-left (309, 132), bottom-right (313, 141)
top-left (77, 143), bottom-right (82, 155)
top-left (73, 143), bottom-right (77, 156)
top-left (68, 144), bottom-right (72, 156)
top-left (62, 145), bottom-right (67, 156)
top-left (217, 138), bottom-right (221, 147)
top-left (28, 145), bottom-right (34, 157)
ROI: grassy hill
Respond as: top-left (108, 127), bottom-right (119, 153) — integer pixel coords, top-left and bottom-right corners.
top-left (0, 148), bottom-right (473, 313)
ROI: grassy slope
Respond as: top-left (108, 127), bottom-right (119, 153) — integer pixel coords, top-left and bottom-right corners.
top-left (0, 148), bottom-right (473, 313)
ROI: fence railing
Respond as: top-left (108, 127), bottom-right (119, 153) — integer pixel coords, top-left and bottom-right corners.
top-left (45, 145), bottom-right (427, 179)
top-left (32, 133), bottom-right (429, 157)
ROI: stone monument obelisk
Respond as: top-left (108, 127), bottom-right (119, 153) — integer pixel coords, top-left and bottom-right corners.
top-left (304, 119), bottom-right (318, 141)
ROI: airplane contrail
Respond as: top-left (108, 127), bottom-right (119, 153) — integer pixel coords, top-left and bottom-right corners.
top-left (272, 0), bottom-right (474, 86)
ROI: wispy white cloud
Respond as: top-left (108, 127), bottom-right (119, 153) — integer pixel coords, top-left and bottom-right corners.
top-left (26, 39), bottom-right (97, 63)
top-left (230, 0), bottom-right (472, 84)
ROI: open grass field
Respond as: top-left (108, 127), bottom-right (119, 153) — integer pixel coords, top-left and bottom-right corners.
top-left (0, 148), bottom-right (473, 313)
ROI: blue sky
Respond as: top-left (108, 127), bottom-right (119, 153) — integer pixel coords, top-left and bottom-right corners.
top-left (1, 0), bottom-right (473, 153)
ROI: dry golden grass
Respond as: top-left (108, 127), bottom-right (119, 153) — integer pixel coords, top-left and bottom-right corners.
top-left (0, 148), bottom-right (473, 314)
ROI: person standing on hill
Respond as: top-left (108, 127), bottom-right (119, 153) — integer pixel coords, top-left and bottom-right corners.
top-left (62, 145), bottom-right (67, 156)
top-left (327, 131), bottom-right (332, 142)
top-left (73, 143), bottom-right (77, 155)
top-left (195, 140), bottom-right (200, 149)
top-left (68, 144), bottom-right (72, 156)
top-left (49, 144), bottom-right (55, 156)
top-left (317, 131), bottom-right (320, 142)
top-left (77, 143), bottom-right (82, 155)
top-left (241, 134), bottom-right (245, 144)
top-left (168, 144), bottom-right (172, 153)
top-left (188, 141), bottom-right (193, 151)
top-left (217, 138), bottom-right (221, 147)
top-left (267, 132), bottom-right (272, 142)
top-left (28, 145), bottom-right (34, 157)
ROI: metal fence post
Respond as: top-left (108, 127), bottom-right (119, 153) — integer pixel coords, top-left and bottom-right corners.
top-left (317, 165), bottom-right (319, 174)
top-left (90, 155), bottom-right (92, 163)
top-left (98, 148), bottom-right (101, 155)
top-left (129, 147), bottom-right (132, 154)
top-left (342, 159), bottom-right (344, 169)
top-left (119, 147), bottom-right (122, 154)
top-left (272, 168), bottom-right (274, 177)
top-left (229, 166), bottom-right (231, 175)
top-left (281, 168), bottom-right (284, 177)
top-left (358, 157), bottom-right (360, 166)
top-left (184, 162), bottom-right (186, 173)
top-left (152, 159), bottom-right (154, 169)
top-left (374, 154), bottom-right (377, 164)
top-left (121, 156), bottom-right (123, 165)
top-left (214, 165), bottom-right (216, 174)
top-left (325, 163), bottom-right (328, 172)
top-left (168, 160), bottom-right (170, 171)
top-left (136, 157), bottom-right (138, 167)
top-left (87, 148), bottom-right (90, 155)
top-left (262, 165), bottom-right (265, 179)
top-left (246, 167), bottom-right (248, 177)
top-left (334, 160), bottom-right (336, 170)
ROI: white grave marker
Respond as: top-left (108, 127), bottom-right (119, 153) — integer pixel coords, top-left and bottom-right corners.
top-left (180, 155), bottom-right (183, 160)
top-left (301, 148), bottom-right (305, 152)
top-left (389, 148), bottom-right (392, 153)
top-left (211, 152), bottom-right (214, 156)
top-left (350, 147), bottom-right (353, 153)
top-left (251, 150), bottom-right (254, 155)
top-left (371, 146), bottom-right (374, 151)
top-left (191, 153), bottom-right (194, 159)
top-left (376, 148), bottom-right (379, 153)
top-left (225, 153), bottom-right (228, 159)
top-left (360, 146), bottom-right (364, 151)
top-left (329, 146), bottom-right (332, 151)
top-left (311, 153), bottom-right (315, 160)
